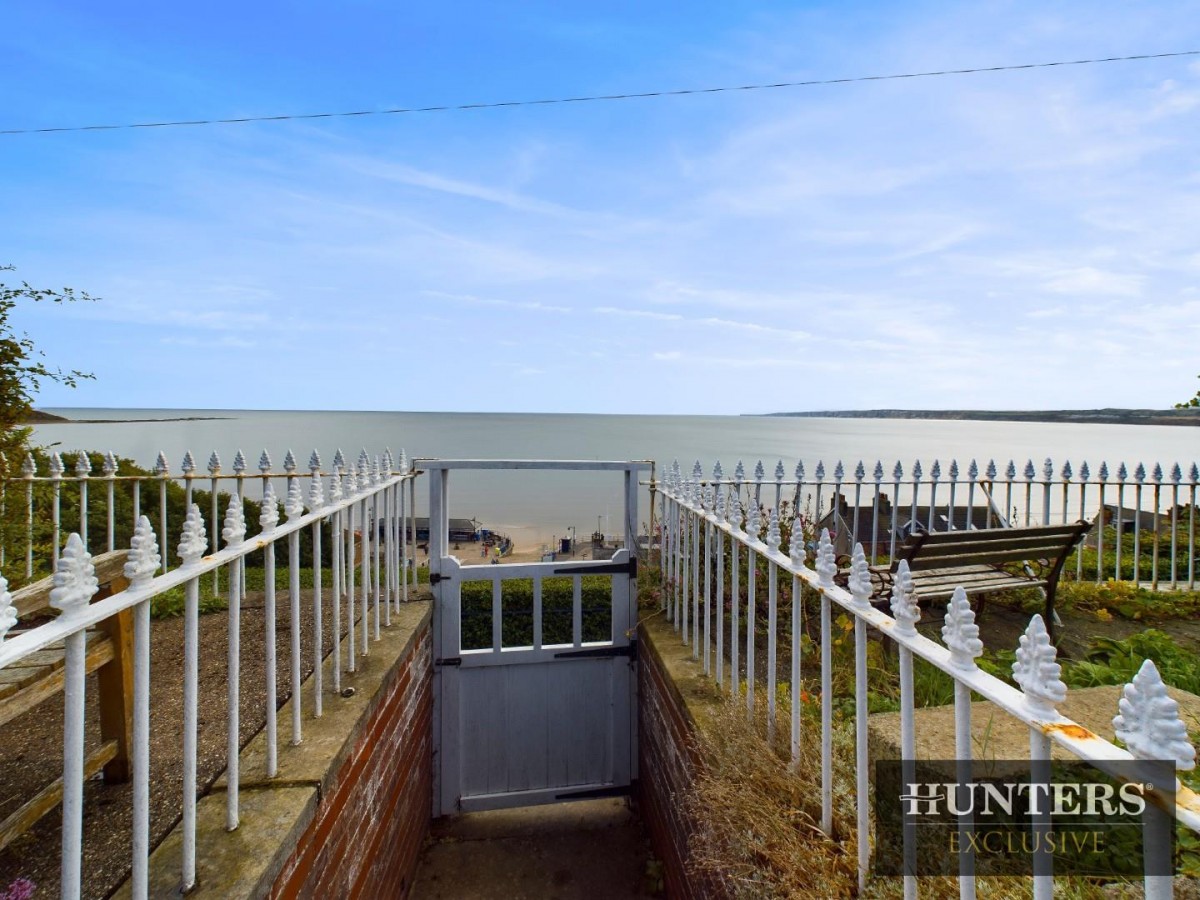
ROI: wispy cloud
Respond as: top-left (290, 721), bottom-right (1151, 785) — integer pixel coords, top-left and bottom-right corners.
top-left (1042, 266), bottom-right (1144, 297)
top-left (424, 290), bottom-right (573, 314)
top-left (336, 157), bottom-right (578, 219)
top-left (10, 0), bottom-right (1200, 412)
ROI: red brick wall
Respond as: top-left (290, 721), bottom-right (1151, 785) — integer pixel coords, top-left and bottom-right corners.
top-left (270, 628), bottom-right (432, 899)
top-left (637, 621), bottom-right (725, 900)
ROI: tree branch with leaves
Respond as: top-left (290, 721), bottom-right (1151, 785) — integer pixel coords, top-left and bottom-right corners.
top-left (1177, 376), bottom-right (1200, 410)
top-left (0, 265), bottom-right (96, 478)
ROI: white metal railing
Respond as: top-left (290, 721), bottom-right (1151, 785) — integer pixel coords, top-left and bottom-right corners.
top-left (12, 452), bottom-right (1198, 590)
top-left (656, 458), bottom-right (1200, 898)
top-left (3, 446), bottom-right (423, 590)
top-left (646, 456), bottom-right (1199, 590)
top-left (0, 447), bottom-right (421, 899)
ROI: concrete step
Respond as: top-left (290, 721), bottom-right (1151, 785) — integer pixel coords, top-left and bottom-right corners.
top-left (412, 798), bottom-right (657, 899)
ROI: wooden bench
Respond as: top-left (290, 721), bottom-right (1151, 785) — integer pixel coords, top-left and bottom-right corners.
top-left (837, 522), bottom-right (1092, 637)
top-left (0, 549), bottom-right (133, 851)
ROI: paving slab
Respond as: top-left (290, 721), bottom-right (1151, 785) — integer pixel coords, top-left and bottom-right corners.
top-left (411, 798), bottom-right (657, 899)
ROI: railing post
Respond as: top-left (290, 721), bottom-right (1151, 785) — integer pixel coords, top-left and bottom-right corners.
top-left (104, 452), bottom-right (117, 553)
top-left (208, 453), bottom-right (222, 597)
top-left (1134, 463), bottom-right (1146, 584)
top-left (816, 530), bottom-right (836, 837)
top-left (1152, 463), bottom-right (1163, 590)
top-left (1098, 463), bottom-right (1109, 581)
top-left (745, 502), bottom-right (760, 720)
top-left (1041, 457), bottom-right (1053, 527)
top-left (944, 586), bottom-right (982, 899)
top-left (22, 453), bottom-right (34, 580)
top-left (222, 496), bottom-right (246, 831)
top-left (1076, 462), bottom-right (1088, 581)
top-left (847, 544), bottom-right (872, 894)
top-left (765, 509), bottom-right (780, 745)
top-left (260, 485), bottom-right (280, 775)
top-left (789, 521), bottom-right (806, 767)
top-left (1114, 658), bottom-right (1196, 900)
top-left (1170, 464), bottom-right (1182, 590)
top-left (890, 462), bottom-right (903, 562)
top-left (704, 493), bottom-right (713, 675)
top-left (1189, 464), bottom-right (1198, 591)
top-left (124, 516), bottom-right (160, 900)
top-left (928, 459), bottom-right (939, 532)
top-left (329, 472), bottom-right (344, 694)
top-left (181, 451), bottom-right (196, 510)
top-left (50, 533), bottom-right (98, 899)
top-left (75, 451), bottom-right (90, 550)
top-left (178, 505), bottom-right (207, 892)
top-left (346, 467), bottom-right (357, 673)
top-left (286, 480), bottom-right (304, 744)
top-left (154, 452), bottom-right (169, 575)
top-left (1116, 463), bottom-right (1128, 581)
top-left (715, 482), bottom-right (727, 689)
top-left (309, 454), bottom-right (325, 717)
top-left (890, 559), bottom-right (919, 899)
top-left (50, 452), bottom-right (63, 570)
top-left (1013, 614), bottom-right (1066, 900)
top-left (729, 494), bottom-right (742, 701)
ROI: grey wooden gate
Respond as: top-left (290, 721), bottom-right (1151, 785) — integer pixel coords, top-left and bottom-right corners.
top-left (424, 460), bottom-right (648, 815)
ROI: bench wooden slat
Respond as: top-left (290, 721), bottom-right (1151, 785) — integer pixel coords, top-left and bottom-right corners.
top-left (901, 534), bottom-right (1084, 560)
top-left (0, 633), bottom-right (115, 728)
top-left (907, 547), bottom-right (1072, 570)
top-left (11, 549), bottom-right (130, 619)
top-left (911, 523), bottom-right (1090, 546)
top-left (847, 521), bottom-right (1090, 639)
top-left (910, 570), bottom-right (1045, 589)
top-left (912, 577), bottom-right (1044, 598)
top-left (17, 648), bottom-right (71, 670)
top-left (0, 666), bottom-right (45, 689)
top-left (0, 553), bottom-right (134, 848)
top-left (0, 739), bottom-right (118, 852)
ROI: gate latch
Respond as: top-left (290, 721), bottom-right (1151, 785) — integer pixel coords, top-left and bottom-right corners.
top-left (429, 572), bottom-right (451, 585)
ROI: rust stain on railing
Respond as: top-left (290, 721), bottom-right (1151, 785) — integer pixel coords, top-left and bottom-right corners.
top-left (1042, 722), bottom-right (1094, 741)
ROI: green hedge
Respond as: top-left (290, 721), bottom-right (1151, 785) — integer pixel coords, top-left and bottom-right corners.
top-left (460, 576), bottom-right (613, 650)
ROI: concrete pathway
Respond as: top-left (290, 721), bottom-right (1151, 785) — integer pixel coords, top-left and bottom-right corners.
top-left (411, 798), bottom-right (658, 899)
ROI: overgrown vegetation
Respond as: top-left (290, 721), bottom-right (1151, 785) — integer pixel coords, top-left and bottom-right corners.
top-left (643, 547), bottom-right (1200, 890)
top-left (683, 693), bottom-right (1121, 898)
top-left (1066, 523), bottom-right (1198, 584)
top-left (1057, 578), bottom-right (1200, 621)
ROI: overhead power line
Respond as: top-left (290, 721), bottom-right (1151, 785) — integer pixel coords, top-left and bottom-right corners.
top-left (2, 49), bottom-right (1197, 137)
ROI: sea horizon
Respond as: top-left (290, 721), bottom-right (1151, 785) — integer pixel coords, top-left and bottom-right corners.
top-left (29, 407), bottom-right (1198, 550)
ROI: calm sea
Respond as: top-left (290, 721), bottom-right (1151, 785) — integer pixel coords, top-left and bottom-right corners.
top-left (33, 409), bottom-right (1199, 549)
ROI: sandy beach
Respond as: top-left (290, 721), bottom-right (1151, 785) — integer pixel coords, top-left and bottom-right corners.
top-left (416, 530), bottom-right (619, 567)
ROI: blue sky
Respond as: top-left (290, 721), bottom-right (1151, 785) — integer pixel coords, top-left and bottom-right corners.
top-left (4, 2), bottom-right (1199, 414)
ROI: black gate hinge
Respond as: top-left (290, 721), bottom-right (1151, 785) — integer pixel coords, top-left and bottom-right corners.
top-left (435, 657), bottom-right (462, 667)
top-left (429, 572), bottom-right (451, 585)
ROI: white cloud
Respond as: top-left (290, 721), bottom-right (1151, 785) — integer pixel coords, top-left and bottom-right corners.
top-left (1041, 267), bottom-right (1143, 297)
top-left (424, 290), bottom-right (573, 314)
top-left (13, 0), bottom-right (1200, 413)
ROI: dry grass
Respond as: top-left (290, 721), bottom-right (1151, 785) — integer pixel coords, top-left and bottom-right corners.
top-left (682, 697), bottom-right (1123, 899)
top-left (682, 695), bottom-right (857, 899)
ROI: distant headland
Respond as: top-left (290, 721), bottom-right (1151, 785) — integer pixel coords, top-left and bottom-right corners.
top-left (24, 409), bottom-right (70, 423)
top-left (23, 410), bottom-right (231, 424)
top-left (758, 408), bottom-right (1200, 427)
